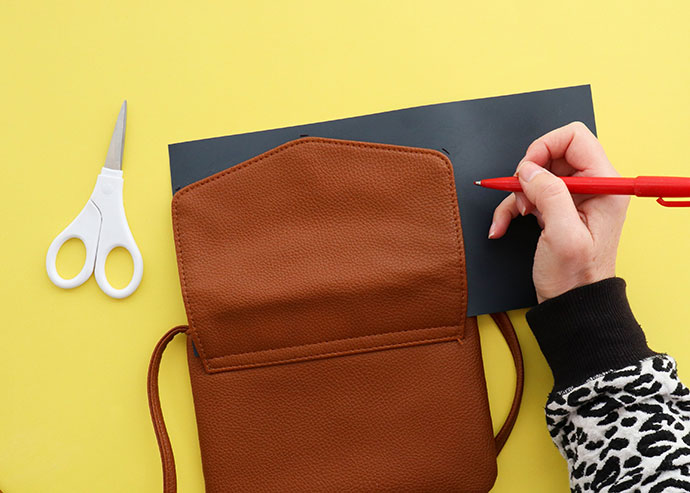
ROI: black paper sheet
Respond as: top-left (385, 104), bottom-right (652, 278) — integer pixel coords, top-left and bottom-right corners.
top-left (168, 85), bottom-right (596, 316)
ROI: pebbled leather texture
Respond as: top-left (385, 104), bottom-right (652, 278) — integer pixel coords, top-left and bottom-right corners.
top-left (170, 138), bottom-right (506, 492)
top-left (186, 315), bottom-right (496, 492)
top-left (148, 315), bottom-right (524, 492)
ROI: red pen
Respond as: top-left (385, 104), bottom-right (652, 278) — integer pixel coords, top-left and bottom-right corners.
top-left (474, 176), bottom-right (690, 208)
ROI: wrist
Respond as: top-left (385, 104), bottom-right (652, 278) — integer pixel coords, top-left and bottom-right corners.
top-left (536, 266), bottom-right (616, 303)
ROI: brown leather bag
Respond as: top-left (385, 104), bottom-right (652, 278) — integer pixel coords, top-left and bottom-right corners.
top-left (148, 138), bottom-right (523, 492)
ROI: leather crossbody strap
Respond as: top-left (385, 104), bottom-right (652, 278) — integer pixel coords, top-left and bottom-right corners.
top-left (491, 312), bottom-right (524, 454)
top-left (147, 325), bottom-right (188, 493)
top-left (148, 314), bottom-right (524, 492)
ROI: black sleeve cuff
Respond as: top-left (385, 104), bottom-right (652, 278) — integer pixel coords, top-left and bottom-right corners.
top-left (526, 277), bottom-right (656, 392)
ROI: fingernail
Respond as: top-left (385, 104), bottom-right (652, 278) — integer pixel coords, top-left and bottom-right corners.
top-left (514, 159), bottom-right (527, 176)
top-left (488, 222), bottom-right (496, 239)
top-left (518, 161), bottom-right (546, 183)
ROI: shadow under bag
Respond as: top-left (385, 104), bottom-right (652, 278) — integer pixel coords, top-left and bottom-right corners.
top-left (148, 138), bottom-right (523, 492)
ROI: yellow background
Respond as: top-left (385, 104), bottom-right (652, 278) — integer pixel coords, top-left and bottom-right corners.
top-left (1, 1), bottom-right (688, 491)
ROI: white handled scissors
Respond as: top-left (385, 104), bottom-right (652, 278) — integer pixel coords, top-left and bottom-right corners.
top-left (46, 101), bottom-right (143, 299)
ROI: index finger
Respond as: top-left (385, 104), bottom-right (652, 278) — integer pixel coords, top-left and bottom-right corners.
top-left (522, 122), bottom-right (619, 177)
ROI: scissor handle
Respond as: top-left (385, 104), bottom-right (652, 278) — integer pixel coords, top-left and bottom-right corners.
top-left (46, 199), bottom-right (101, 289)
top-left (46, 168), bottom-right (143, 298)
top-left (91, 168), bottom-right (143, 299)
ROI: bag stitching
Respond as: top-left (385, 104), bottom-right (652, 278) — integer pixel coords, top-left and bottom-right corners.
top-left (205, 324), bottom-right (461, 360)
top-left (206, 335), bottom-right (462, 372)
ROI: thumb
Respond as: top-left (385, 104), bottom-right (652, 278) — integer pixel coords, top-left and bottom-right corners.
top-left (517, 161), bottom-right (583, 237)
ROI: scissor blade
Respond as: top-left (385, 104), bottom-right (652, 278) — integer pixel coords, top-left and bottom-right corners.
top-left (104, 101), bottom-right (127, 170)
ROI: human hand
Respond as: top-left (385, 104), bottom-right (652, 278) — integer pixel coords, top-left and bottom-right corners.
top-left (489, 122), bottom-right (629, 303)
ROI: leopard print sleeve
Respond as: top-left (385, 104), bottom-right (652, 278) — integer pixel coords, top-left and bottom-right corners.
top-left (546, 355), bottom-right (690, 492)
top-left (525, 278), bottom-right (690, 492)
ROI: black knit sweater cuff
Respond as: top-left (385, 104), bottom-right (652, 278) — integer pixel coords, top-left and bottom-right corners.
top-left (526, 277), bottom-right (656, 392)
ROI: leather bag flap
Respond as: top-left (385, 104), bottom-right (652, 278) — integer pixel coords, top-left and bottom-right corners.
top-left (171, 138), bottom-right (468, 372)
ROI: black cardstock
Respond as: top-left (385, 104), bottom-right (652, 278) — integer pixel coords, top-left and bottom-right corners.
top-left (168, 85), bottom-right (596, 316)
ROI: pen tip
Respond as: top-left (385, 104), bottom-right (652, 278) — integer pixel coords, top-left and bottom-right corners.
top-left (474, 180), bottom-right (481, 186)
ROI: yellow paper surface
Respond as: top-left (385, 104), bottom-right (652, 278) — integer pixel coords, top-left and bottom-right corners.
top-left (1, 1), bottom-right (688, 491)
